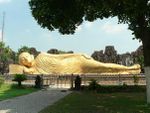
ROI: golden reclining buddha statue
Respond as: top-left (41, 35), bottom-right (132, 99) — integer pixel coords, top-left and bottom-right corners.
top-left (9, 52), bottom-right (141, 75)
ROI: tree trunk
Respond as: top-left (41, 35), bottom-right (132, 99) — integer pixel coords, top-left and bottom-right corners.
top-left (142, 30), bottom-right (150, 103)
top-left (18, 81), bottom-right (22, 87)
top-left (2, 63), bottom-right (6, 75)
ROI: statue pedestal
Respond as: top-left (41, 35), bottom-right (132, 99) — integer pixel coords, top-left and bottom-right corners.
top-left (9, 64), bottom-right (24, 74)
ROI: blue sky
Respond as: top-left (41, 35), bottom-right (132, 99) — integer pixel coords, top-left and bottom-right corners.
top-left (0, 0), bottom-right (141, 55)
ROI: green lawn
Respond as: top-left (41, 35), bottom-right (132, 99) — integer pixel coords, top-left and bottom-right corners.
top-left (0, 84), bottom-right (38, 101)
top-left (40, 91), bottom-right (150, 113)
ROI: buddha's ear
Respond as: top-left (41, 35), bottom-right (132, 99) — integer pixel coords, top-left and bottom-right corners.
top-left (19, 57), bottom-right (27, 65)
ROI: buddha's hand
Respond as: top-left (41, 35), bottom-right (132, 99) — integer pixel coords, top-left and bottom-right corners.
top-left (23, 66), bottom-right (35, 74)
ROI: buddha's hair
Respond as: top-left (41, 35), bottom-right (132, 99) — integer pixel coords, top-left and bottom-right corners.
top-left (19, 52), bottom-right (31, 65)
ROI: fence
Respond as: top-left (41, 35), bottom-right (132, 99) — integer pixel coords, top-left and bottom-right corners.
top-left (2, 74), bottom-right (146, 88)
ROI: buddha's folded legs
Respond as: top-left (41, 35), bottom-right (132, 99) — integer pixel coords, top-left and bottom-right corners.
top-left (80, 59), bottom-right (141, 74)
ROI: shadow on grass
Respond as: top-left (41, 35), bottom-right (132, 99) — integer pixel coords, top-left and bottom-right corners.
top-left (40, 86), bottom-right (150, 113)
top-left (0, 84), bottom-right (38, 101)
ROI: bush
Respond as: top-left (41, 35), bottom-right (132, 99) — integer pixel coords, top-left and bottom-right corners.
top-left (133, 75), bottom-right (139, 86)
top-left (13, 74), bottom-right (27, 87)
top-left (74, 76), bottom-right (81, 90)
top-left (35, 75), bottom-right (43, 89)
top-left (0, 76), bottom-right (4, 87)
top-left (88, 79), bottom-right (99, 90)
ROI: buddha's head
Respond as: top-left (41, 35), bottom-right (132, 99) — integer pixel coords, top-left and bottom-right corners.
top-left (19, 52), bottom-right (34, 67)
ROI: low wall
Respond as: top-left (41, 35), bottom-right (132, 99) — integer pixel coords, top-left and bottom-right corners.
top-left (2, 73), bottom-right (146, 88)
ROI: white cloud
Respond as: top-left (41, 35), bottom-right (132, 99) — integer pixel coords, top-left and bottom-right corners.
top-left (101, 22), bottom-right (126, 34)
top-left (0, 0), bottom-right (11, 4)
top-left (25, 29), bottom-right (31, 33)
top-left (148, 0), bottom-right (150, 5)
top-left (84, 22), bottom-right (93, 29)
top-left (76, 26), bottom-right (82, 32)
top-left (41, 32), bottom-right (52, 42)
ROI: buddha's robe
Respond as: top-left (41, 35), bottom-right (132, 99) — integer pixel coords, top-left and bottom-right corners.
top-left (31, 53), bottom-right (141, 74)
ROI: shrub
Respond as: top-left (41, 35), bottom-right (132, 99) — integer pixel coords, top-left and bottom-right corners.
top-left (74, 76), bottom-right (81, 90)
top-left (13, 74), bottom-right (27, 87)
top-left (88, 79), bottom-right (99, 90)
top-left (0, 76), bottom-right (4, 87)
top-left (133, 75), bottom-right (139, 86)
top-left (35, 75), bottom-right (43, 88)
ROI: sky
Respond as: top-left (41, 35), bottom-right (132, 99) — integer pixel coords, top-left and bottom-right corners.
top-left (0, 0), bottom-right (141, 55)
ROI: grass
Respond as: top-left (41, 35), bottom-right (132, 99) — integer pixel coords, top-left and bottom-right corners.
top-left (40, 91), bottom-right (150, 113)
top-left (0, 83), bottom-right (38, 101)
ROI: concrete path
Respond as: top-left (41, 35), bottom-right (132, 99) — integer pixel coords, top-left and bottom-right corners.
top-left (0, 88), bottom-right (71, 113)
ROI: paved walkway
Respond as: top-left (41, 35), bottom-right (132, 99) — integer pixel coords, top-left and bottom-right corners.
top-left (0, 88), bottom-right (71, 113)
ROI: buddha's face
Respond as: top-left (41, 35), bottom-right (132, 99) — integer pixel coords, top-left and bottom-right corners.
top-left (19, 52), bottom-right (34, 67)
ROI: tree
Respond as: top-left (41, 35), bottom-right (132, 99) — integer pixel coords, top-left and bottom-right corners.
top-left (13, 74), bottom-right (27, 87)
top-left (136, 55), bottom-right (144, 73)
top-left (91, 46), bottom-right (118, 63)
top-left (47, 48), bottom-right (74, 54)
top-left (18, 46), bottom-right (39, 58)
top-left (35, 75), bottom-right (43, 88)
top-left (18, 46), bottom-right (31, 55)
top-left (74, 75), bottom-right (81, 90)
top-left (29, 0), bottom-right (150, 102)
top-left (0, 42), bottom-right (13, 74)
top-left (11, 51), bottom-right (18, 64)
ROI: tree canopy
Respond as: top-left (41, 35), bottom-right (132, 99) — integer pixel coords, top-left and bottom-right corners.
top-left (29, 0), bottom-right (150, 103)
top-left (0, 42), bottom-right (13, 74)
top-left (29, 0), bottom-right (150, 38)
top-left (18, 46), bottom-right (39, 57)
top-left (29, 0), bottom-right (150, 66)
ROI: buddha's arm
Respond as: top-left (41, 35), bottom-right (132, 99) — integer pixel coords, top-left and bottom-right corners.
top-left (23, 66), bottom-right (36, 74)
top-left (45, 53), bottom-right (91, 59)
